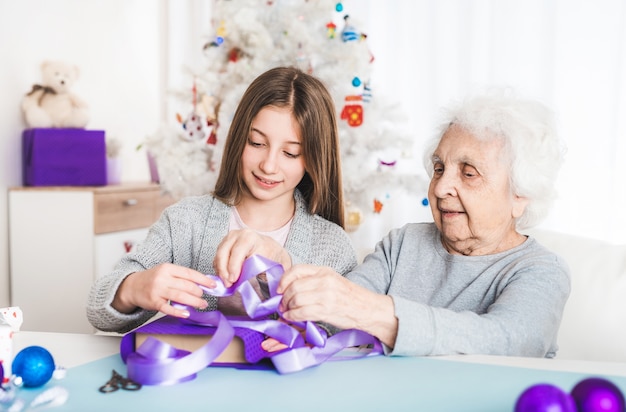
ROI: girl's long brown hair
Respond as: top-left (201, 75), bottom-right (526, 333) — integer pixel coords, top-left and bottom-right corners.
top-left (213, 66), bottom-right (345, 228)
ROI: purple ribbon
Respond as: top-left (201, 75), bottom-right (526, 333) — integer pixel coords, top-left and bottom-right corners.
top-left (120, 255), bottom-right (382, 385)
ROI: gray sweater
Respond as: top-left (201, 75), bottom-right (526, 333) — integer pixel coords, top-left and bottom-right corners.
top-left (347, 222), bottom-right (570, 358)
top-left (86, 190), bottom-right (357, 333)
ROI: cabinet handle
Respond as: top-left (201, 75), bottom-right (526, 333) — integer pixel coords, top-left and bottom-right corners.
top-left (124, 199), bottom-right (138, 206)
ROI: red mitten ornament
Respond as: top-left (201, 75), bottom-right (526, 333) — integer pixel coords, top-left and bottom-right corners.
top-left (341, 95), bottom-right (363, 127)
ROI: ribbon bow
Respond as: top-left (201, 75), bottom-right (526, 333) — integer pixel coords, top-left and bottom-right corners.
top-left (120, 255), bottom-right (382, 385)
top-left (26, 84), bottom-right (57, 105)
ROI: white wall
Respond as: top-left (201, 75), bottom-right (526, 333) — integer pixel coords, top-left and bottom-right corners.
top-left (0, 0), bottom-right (165, 307)
top-left (2, 0), bottom-right (625, 308)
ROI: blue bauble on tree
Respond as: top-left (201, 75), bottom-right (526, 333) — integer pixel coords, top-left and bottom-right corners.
top-left (11, 346), bottom-right (55, 388)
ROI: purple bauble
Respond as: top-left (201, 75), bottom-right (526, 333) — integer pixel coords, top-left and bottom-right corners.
top-left (515, 383), bottom-right (577, 412)
top-left (11, 346), bottom-right (55, 388)
top-left (571, 377), bottom-right (626, 412)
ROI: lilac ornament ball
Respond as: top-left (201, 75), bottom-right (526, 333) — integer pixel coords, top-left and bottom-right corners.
top-left (515, 383), bottom-right (577, 412)
top-left (11, 346), bottom-right (55, 388)
top-left (571, 377), bottom-right (626, 412)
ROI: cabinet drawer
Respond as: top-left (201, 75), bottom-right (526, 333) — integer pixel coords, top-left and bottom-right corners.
top-left (94, 190), bottom-right (158, 234)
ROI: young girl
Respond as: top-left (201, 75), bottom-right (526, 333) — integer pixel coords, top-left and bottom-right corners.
top-left (87, 66), bottom-right (357, 333)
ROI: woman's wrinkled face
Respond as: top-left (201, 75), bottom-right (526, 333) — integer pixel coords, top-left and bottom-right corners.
top-left (427, 125), bottom-right (528, 255)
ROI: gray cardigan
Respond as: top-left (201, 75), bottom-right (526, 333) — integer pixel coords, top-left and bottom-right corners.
top-left (347, 222), bottom-right (571, 358)
top-left (86, 190), bottom-right (357, 333)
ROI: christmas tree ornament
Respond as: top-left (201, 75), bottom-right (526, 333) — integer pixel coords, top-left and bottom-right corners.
top-left (377, 159), bottom-right (397, 171)
top-left (203, 20), bottom-right (227, 49)
top-left (325, 21), bottom-right (337, 38)
top-left (181, 81), bottom-right (208, 141)
top-left (228, 47), bottom-right (242, 62)
top-left (514, 383), bottom-right (577, 412)
top-left (216, 20), bottom-right (226, 45)
top-left (335, 2), bottom-right (343, 12)
top-left (571, 377), bottom-right (625, 412)
top-left (199, 94), bottom-right (219, 145)
top-left (345, 202), bottom-right (364, 232)
top-left (341, 15), bottom-right (359, 42)
top-left (340, 95), bottom-right (364, 127)
top-left (373, 198), bottom-right (383, 214)
top-left (206, 122), bottom-right (217, 145)
top-left (182, 112), bottom-right (206, 140)
top-left (11, 346), bottom-right (55, 388)
top-left (362, 82), bottom-right (372, 103)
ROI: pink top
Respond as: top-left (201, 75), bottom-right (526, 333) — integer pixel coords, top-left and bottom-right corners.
top-left (229, 207), bottom-right (293, 246)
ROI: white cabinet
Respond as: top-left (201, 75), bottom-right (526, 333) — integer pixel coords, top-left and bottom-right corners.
top-left (8, 183), bottom-right (175, 333)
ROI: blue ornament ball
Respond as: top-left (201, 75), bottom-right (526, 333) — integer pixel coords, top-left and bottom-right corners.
top-left (11, 346), bottom-right (55, 388)
top-left (515, 383), bottom-right (577, 412)
top-left (571, 377), bottom-right (626, 412)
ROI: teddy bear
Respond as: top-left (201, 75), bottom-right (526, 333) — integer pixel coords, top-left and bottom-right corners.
top-left (21, 60), bottom-right (90, 129)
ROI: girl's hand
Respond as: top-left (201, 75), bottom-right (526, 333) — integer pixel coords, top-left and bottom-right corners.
top-left (214, 229), bottom-right (292, 287)
top-left (111, 263), bottom-right (216, 319)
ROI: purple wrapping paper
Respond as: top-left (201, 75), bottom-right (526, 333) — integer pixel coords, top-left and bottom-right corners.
top-left (129, 316), bottom-right (269, 364)
top-left (22, 128), bottom-right (107, 186)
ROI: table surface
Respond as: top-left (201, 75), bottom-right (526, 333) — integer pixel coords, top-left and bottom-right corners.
top-left (9, 331), bottom-right (626, 411)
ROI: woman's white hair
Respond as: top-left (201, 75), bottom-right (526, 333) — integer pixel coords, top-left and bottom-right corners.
top-left (423, 88), bottom-right (567, 230)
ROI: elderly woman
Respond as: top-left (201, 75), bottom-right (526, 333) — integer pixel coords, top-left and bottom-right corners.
top-left (265, 91), bottom-right (570, 358)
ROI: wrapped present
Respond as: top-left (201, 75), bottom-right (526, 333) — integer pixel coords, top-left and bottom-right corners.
top-left (130, 315), bottom-right (269, 367)
top-left (22, 128), bottom-right (107, 186)
top-left (120, 255), bottom-right (382, 386)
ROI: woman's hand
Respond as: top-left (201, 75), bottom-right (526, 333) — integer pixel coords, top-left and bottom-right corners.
top-left (277, 264), bottom-right (399, 348)
top-left (214, 229), bottom-right (292, 287)
top-left (111, 263), bottom-right (216, 319)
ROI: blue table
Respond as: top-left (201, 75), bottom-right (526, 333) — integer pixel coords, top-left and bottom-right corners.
top-left (14, 350), bottom-right (626, 411)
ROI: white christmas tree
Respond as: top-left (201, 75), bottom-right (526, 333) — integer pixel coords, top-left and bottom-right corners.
top-left (145, 0), bottom-right (427, 231)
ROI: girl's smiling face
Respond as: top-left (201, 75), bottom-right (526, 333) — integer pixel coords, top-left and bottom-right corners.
top-left (241, 106), bottom-right (306, 205)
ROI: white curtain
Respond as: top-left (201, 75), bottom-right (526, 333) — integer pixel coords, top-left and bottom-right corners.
top-left (167, 0), bottom-right (626, 244)
top-left (354, 0), bottom-right (626, 244)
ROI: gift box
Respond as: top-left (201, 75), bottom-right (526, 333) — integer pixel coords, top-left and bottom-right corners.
top-left (127, 315), bottom-right (270, 367)
top-left (22, 128), bottom-right (107, 186)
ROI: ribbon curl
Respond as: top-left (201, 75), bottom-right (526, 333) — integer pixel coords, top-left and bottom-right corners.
top-left (120, 255), bottom-right (382, 385)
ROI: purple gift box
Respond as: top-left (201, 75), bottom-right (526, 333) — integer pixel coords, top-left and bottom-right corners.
top-left (22, 128), bottom-right (107, 186)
